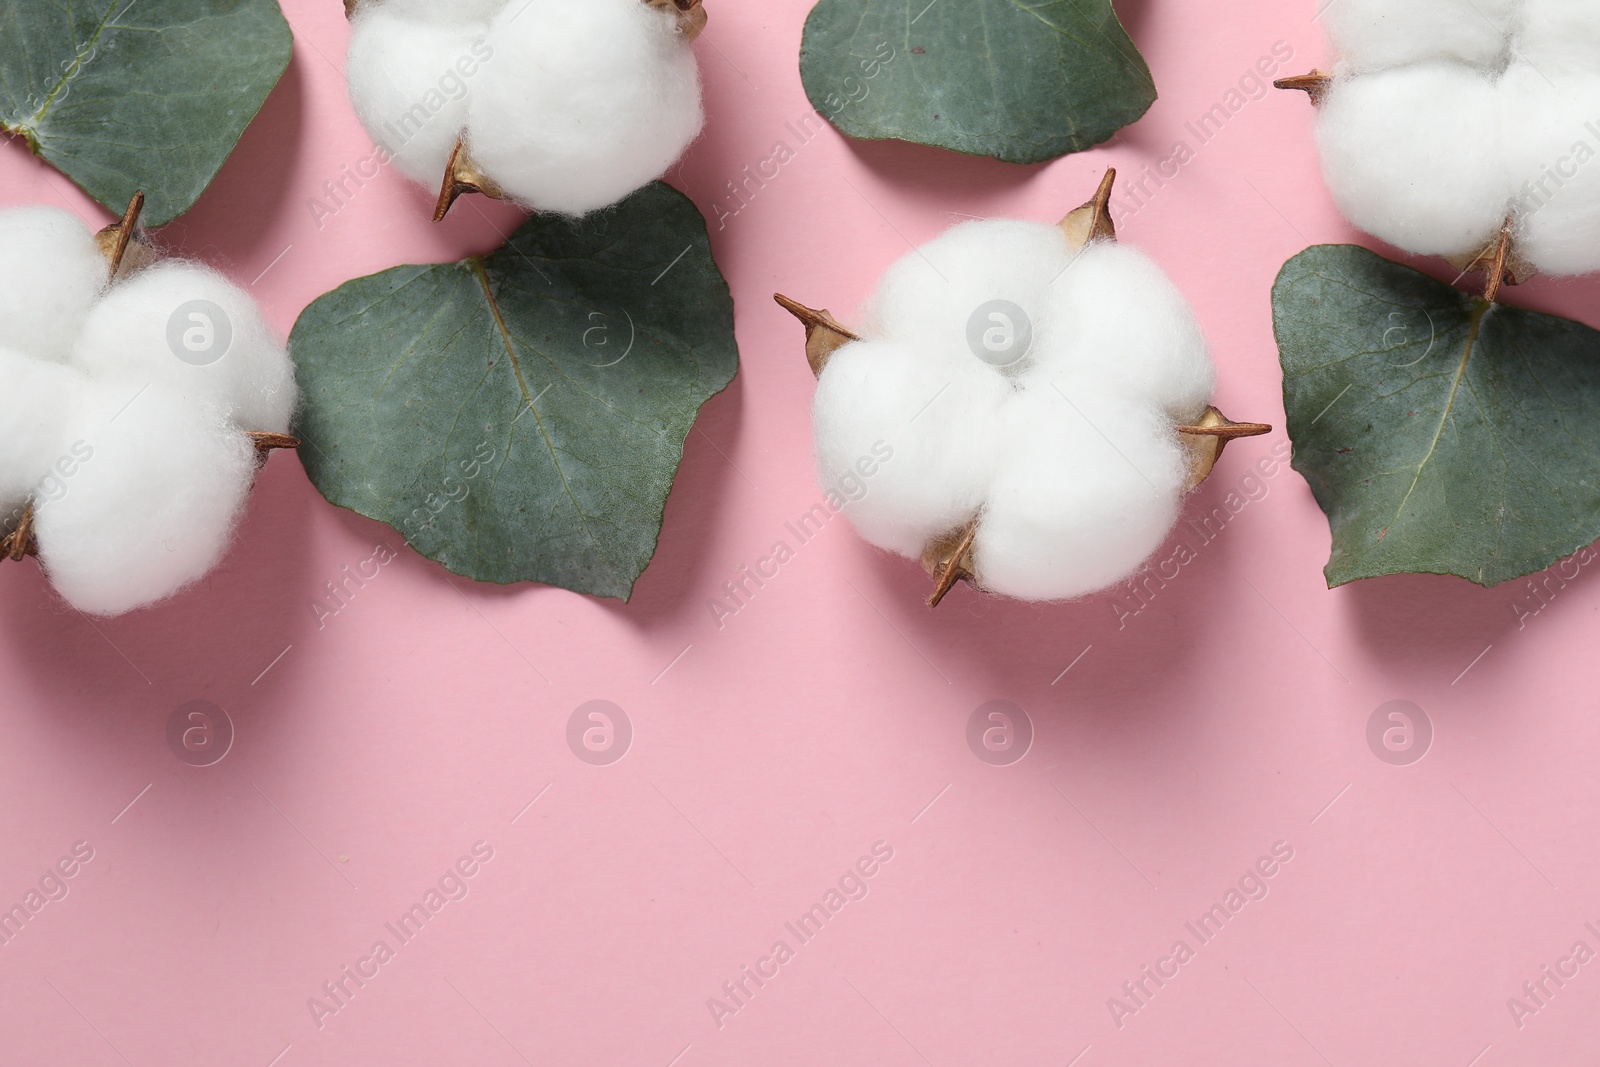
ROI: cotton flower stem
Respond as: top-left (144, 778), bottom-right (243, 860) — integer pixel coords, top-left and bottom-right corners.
top-left (1273, 70), bottom-right (1331, 106)
top-left (1177, 406), bottom-right (1273, 490)
top-left (248, 432), bottom-right (302, 460)
top-left (94, 191), bottom-right (153, 281)
top-left (1058, 167), bottom-right (1118, 249)
top-left (772, 294), bottom-right (860, 376)
top-left (1, 504), bottom-right (36, 562)
top-left (1448, 220), bottom-right (1529, 303)
top-left (645, 0), bottom-right (708, 40)
top-left (924, 520), bottom-right (979, 608)
top-left (434, 139), bottom-right (508, 223)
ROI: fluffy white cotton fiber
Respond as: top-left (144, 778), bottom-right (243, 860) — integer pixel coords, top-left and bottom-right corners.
top-left (0, 208), bottom-right (109, 363)
top-left (0, 349), bottom-right (86, 515)
top-left (975, 390), bottom-right (1186, 601)
top-left (813, 339), bottom-right (1008, 558)
top-left (34, 386), bottom-right (255, 618)
top-left (1324, 0), bottom-right (1516, 72)
top-left (345, 0), bottom-right (703, 216)
top-left (345, 6), bottom-right (489, 186)
top-left (1318, 65), bottom-right (1509, 259)
top-left (1033, 243), bottom-right (1216, 420)
top-left (1315, 0), bottom-right (1600, 275)
top-left (71, 262), bottom-right (297, 435)
top-left (812, 219), bottom-right (1217, 603)
top-left (0, 206), bottom-right (296, 615)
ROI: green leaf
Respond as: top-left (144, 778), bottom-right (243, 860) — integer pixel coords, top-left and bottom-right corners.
top-left (289, 183), bottom-right (739, 602)
top-left (1274, 244), bottom-right (1600, 588)
top-left (799, 0), bottom-right (1155, 164)
top-left (0, 0), bottom-right (292, 227)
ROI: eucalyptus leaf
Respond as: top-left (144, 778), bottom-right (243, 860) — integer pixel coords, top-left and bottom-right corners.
top-left (0, 0), bottom-right (292, 227)
top-left (290, 183), bottom-right (738, 602)
top-left (799, 0), bottom-right (1155, 164)
top-left (1274, 244), bottom-right (1600, 588)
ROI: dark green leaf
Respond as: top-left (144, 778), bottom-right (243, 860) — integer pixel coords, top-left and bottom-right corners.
top-left (0, 0), bottom-right (292, 226)
top-left (1274, 244), bottom-right (1600, 588)
top-left (289, 183), bottom-right (739, 602)
top-left (799, 0), bottom-right (1155, 164)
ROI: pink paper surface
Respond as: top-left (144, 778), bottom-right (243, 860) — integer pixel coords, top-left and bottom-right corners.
top-left (2, 2), bottom-right (1596, 1065)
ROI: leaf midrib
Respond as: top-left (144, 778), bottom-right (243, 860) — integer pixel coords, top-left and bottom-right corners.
top-left (26, 0), bottom-right (124, 131)
top-left (469, 258), bottom-right (613, 576)
top-left (1387, 299), bottom-right (1491, 531)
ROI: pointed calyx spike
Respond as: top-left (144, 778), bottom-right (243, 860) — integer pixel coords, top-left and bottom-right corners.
top-left (1177, 406), bottom-right (1274, 490)
top-left (1273, 70), bottom-right (1331, 106)
top-left (434, 138), bottom-right (508, 223)
top-left (1058, 167), bottom-right (1118, 251)
top-left (344, 0), bottom-right (357, 17)
top-left (923, 520), bottom-right (979, 608)
top-left (2, 504), bottom-right (37, 563)
top-left (645, 0), bottom-right (708, 39)
top-left (94, 191), bottom-right (153, 280)
top-left (247, 432), bottom-right (302, 459)
top-left (1447, 220), bottom-right (1529, 302)
top-left (773, 294), bottom-right (861, 377)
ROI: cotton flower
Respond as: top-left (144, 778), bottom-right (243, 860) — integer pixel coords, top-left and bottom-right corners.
top-left (0, 203), bottom-right (297, 616)
top-left (344, 0), bottom-right (705, 218)
top-left (1303, 0), bottom-right (1600, 277)
top-left (780, 172), bottom-right (1269, 605)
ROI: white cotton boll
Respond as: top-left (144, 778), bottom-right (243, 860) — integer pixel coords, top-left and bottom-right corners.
top-left (0, 207), bottom-right (108, 363)
top-left (1323, 0), bottom-right (1516, 71)
top-left (813, 340), bottom-right (1009, 558)
top-left (1317, 65), bottom-right (1510, 258)
top-left (861, 220), bottom-right (1075, 371)
top-left (974, 390), bottom-right (1185, 602)
top-left (1028, 242), bottom-right (1215, 422)
top-left (70, 262), bottom-right (297, 434)
top-left (467, 0), bottom-right (703, 215)
top-left (1516, 0), bottom-right (1600, 72)
top-left (0, 348), bottom-right (87, 516)
top-left (1500, 65), bottom-right (1600, 276)
top-left (34, 384), bottom-right (255, 616)
top-left (346, 7), bottom-right (489, 186)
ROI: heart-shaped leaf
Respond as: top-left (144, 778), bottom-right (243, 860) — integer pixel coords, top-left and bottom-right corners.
top-left (799, 0), bottom-right (1155, 164)
top-left (289, 183), bottom-right (739, 601)
top-left (1274, 244), bottom-right (1600, 588)
top-left (0, 0), bottom-right (292, 226)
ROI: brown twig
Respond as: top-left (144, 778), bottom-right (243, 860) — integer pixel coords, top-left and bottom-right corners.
top-left (1273, 70), bottom-right (1331, 106)
top-left (433, 138), bottom-right (508, 223)
top-left (646, 0), bottom-right (708, 39)
top-left (1058, 167), bottom-right (1118, 250)
top-left (93, 191), bottom-right (150, 280)
top-left (1177, 406), bottom-right (1273, 490)
top-left (773, 294), bottom-right (861, 376)
top-left (2, 504), bottom-right (36, 562)
top-left (247, 432), bottom-right (302, 459)
top-left (924, 520), bottom-right (979, 608)
top-left (1482, 223), bottom-right (1515, 303)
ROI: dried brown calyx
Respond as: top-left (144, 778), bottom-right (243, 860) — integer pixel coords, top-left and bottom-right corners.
top-left (1274, 69), bottom-right (1528, 301)
top-left (774, 169), bottom-right (1273, 607)
top-left (1, 194), bottom-right (301, 564)
top-left (411, 0), bottom-right (710, 221)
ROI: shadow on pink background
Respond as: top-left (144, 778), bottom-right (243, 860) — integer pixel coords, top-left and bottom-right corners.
top-left (1, 2), bottom-right (1596, 1065)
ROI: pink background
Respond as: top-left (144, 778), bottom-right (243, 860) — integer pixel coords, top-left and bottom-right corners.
top-left (2, 1), bottom-right (1597, 1064)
